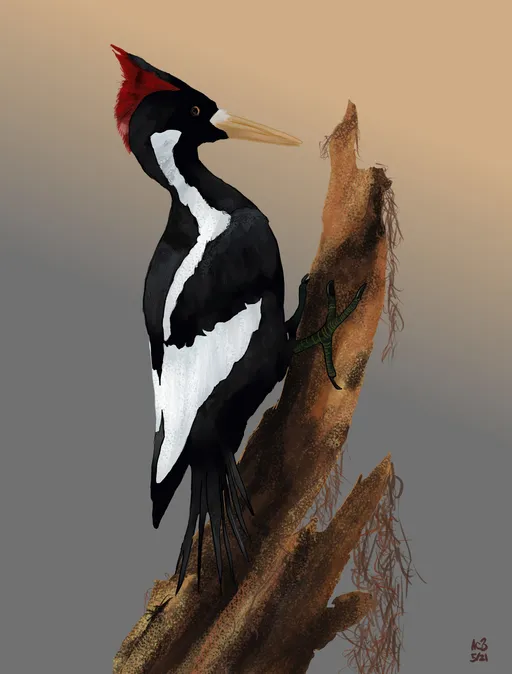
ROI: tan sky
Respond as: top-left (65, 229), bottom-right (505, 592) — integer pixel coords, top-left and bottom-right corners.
top-left (2, 0), bottom-right (510, 425)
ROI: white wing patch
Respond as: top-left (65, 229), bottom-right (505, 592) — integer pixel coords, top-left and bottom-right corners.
top-left (152, 299), bottom-right (262, 484)
top-left (150, 130), bottom-right (231, 341)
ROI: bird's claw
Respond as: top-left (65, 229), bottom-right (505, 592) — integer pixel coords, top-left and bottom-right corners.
top-left (293, 279), bottom-right (368, 390)
top-left (355, 282), bottom-right (367, 300)
top-left (329, 376), bottom-right (342, 391)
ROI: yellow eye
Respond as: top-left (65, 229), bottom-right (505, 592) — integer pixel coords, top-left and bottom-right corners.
top-left (191, 106), bottom-right (200, 117)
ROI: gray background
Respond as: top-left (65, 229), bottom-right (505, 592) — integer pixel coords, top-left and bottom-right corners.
top-left (1, 0), bottom-right (511, 671)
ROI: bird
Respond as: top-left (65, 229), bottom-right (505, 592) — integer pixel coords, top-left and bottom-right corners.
top-left (111, 44), bottom-right (367, 594)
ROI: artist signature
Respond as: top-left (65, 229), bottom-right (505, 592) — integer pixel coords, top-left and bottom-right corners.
top-left (470, 638), bottom-right (489, 663)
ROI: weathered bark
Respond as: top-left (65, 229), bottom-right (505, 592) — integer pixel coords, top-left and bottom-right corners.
top-left (114, 100), bottom-right (394, 674)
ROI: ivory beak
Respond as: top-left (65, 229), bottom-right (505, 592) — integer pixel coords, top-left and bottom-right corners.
top-left (210, 109), bottom-right (302, 146)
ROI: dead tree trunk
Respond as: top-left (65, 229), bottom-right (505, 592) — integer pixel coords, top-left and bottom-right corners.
top-left (114, 101), bottom-right (396, 674)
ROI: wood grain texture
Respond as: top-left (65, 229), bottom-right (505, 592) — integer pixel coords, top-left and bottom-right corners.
top-left (114, 100), bottom-right (394, 674)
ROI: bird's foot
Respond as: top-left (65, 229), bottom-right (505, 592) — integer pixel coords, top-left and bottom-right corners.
top-left (293, 280), bottom-right (367, 389)
top-left (285, 273), bottom-right (310, 340)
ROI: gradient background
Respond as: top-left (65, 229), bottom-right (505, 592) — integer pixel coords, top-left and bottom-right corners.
top-left (1, 0), bottom-right (511, 672)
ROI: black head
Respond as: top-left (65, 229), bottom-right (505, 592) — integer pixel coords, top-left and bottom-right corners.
top-left (111, 45), bottom-right (302, 187)
top-left (111, 45), bottom-right (227, 154)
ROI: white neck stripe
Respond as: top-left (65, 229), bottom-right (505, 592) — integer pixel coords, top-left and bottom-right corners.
top-left (150, 130), bottom-right (232, 341)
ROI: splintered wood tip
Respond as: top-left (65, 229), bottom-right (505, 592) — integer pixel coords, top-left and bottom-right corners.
top-left (344, 99), bottom-right (358, 123)
top-left (320, 99), bottom-right (359, 167)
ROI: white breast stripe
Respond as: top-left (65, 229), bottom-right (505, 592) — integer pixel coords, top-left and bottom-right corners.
top-left (150, 130), bottom-right (231, 341)
top-left (152, 299), bottom-right (262, 483)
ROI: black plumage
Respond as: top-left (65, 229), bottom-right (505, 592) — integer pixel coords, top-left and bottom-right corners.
top-left (112, 45), bottom-right (366, 594)
top-left (112, 45), bottom-right (304, 593)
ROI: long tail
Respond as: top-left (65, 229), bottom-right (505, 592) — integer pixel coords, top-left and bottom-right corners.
top-left (175, 452), bottom-right (254, 594)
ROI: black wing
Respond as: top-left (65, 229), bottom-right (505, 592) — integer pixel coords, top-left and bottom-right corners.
top-left (166, 207), bottom-right (285, 349)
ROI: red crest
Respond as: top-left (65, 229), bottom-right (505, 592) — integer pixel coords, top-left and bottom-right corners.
top-left (111, 45), bottom-right (180, 152)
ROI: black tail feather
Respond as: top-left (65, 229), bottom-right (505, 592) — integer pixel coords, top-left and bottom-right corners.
top-left (225, 470), bottom-right (249, 538)
top-left (175, 470), bottom-right (201, 594)
top-left (174, 454), bottom-right (252, 593)
top-left (206, 471), bottom-right (224, 586)
top-left (220, 482), bottom-right (237, 586)
top-left (197, 479), bottom-right (208, 590)
top-left (224, 476), bottom-right (249, 562)
top-left (174, 548), bottom-right (183, 576)
top-left (226, 452), bottom-right (255, 515)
